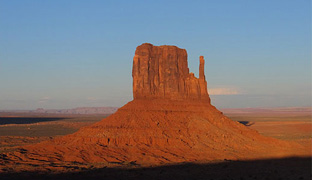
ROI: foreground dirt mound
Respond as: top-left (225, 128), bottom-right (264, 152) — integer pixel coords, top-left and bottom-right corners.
top-left (0, 43), bottom-right (309, 172)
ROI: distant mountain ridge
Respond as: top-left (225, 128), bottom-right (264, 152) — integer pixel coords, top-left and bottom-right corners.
top-left (32, 107), bottom-right (118, 114)
top-left (1, 107), bottom-right (310, 115)
top-left (221, 107), bottom-right (312, 115)
top-left (0, 107), bottom-right (119, 114)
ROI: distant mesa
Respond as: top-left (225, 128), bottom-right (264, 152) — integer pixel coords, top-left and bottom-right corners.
top-left (0, 43), bottom-right (308, 172)
top-left (32, 107), bottom-right (118, 114)
top-left (0, 107), bottom-right (119, 114)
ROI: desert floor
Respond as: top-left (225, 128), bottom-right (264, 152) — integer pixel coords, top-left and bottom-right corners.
top-left (0, 108), bottom-right (311, 180)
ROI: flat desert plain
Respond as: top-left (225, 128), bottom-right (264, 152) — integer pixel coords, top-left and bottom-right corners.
top-left (0, 107), bottom-right (311, 180)
top-left (222, 107), bottom-right (311, 153)
top-left (0, 113), bottom-right (108, 153)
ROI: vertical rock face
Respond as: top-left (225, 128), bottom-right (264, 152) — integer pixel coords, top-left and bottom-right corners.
top-left (132, 43), bottom-right (210, 102)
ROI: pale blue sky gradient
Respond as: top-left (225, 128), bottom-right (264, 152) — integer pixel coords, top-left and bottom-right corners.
top-left (0, 0), bottom-right (311, 109)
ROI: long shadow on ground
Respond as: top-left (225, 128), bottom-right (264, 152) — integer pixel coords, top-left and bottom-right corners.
top-left (0, 117), bottom-right (67, 125)
top-left (238, 121), bottom-right (255, 126)
top-left (0, 157), bottom-right (311, 180)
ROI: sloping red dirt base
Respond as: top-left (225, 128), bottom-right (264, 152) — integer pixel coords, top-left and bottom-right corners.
top-left (0, 100), bottom-right (309, 172)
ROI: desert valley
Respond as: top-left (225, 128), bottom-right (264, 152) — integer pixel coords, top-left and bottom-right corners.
top-left (0, 44), bottom-right (311, 180)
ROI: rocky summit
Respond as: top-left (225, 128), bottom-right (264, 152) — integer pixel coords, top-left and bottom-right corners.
top-left (0, 43), bottom-right (308, 172)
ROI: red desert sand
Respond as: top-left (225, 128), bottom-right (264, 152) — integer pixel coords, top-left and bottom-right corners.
top-left (0, 43), bottom-right (310, 172)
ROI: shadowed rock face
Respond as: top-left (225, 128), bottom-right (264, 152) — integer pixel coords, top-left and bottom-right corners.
top-left (132, 43), bottom-right (210, 102)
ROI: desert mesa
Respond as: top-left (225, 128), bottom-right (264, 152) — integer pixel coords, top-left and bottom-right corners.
top-left (0, 43), bottom-right (310, 172)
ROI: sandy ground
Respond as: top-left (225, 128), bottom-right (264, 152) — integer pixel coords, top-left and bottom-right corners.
top-left (0, 114), bottom-right (107, 153)
top-left (1, 109), bottom-right (310, 154)
top-left (223, 108), bottom-right (312, 151)
top-left (0, 108), bottom-right (311, 179)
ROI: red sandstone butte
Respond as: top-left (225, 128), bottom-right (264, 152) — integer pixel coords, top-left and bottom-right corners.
top-left (133, 43), bottom-right (209, 101)
top-left (0, 43), bottom-right (309, 172)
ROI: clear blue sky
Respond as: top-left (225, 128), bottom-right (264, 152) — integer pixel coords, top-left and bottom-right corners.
top-left (0, 0), bottom-right (311, 110)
